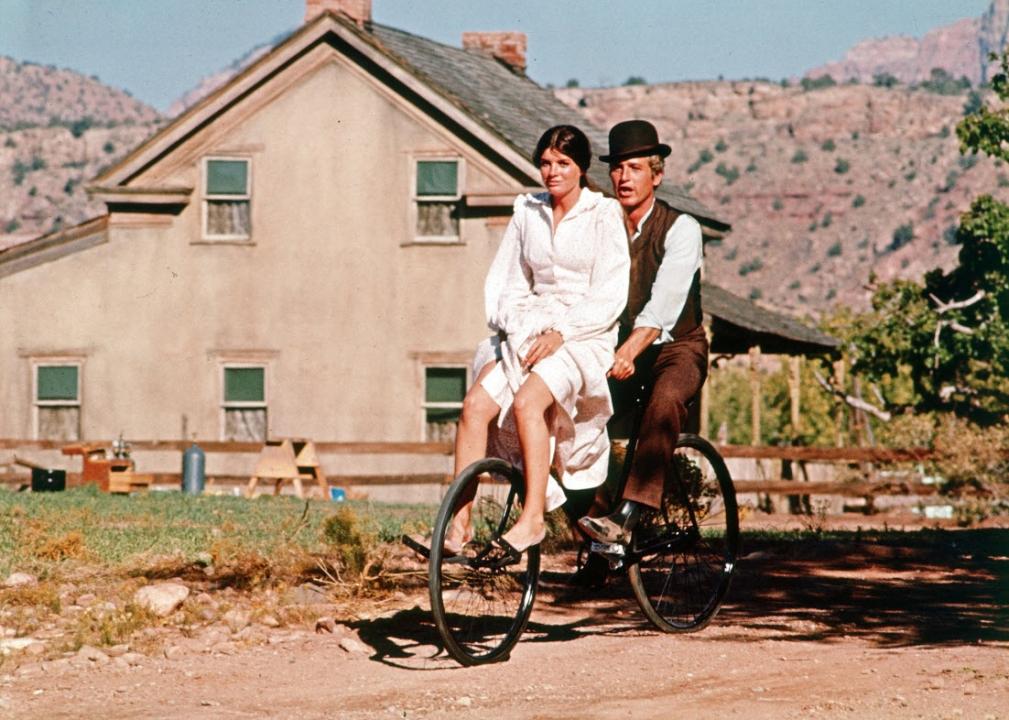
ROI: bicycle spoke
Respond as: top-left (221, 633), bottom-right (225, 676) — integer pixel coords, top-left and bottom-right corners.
top-left (629, 435), bottom-right (739, 632)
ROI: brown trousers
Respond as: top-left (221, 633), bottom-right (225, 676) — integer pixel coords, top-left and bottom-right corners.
top-left (610, 324), bottom-right (709, 509)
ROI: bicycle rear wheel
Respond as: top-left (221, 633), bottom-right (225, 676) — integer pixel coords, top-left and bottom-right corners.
top-left (429, 458), bottom-right (540, 665)
top-left (627, 433), bottom-right (739, 632)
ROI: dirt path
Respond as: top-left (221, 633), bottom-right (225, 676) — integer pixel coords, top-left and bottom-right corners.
top-left (3, 529), bottom-right (1008, 719)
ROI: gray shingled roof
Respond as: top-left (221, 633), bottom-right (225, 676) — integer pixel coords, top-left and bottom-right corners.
top-left (703, 282), bottom-right (839, 355)
top-left (369, 24), bottom-right (728, 230)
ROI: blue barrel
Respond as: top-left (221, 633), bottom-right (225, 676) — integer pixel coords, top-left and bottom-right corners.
top-left (181, 443), bottom-right (206, 495)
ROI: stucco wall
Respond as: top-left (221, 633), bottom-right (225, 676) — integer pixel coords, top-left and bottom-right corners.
top-left (0, 46), bottom-right (530, 444)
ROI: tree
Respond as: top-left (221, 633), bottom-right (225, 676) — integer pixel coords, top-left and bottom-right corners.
top-left (846, 50), bottom-right (1009, 425)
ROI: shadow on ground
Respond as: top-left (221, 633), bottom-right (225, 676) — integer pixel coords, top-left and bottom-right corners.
top-left (352, 527), bottom-right (1009, 666)
top-left (718, 526), bottom-right (1009, 647)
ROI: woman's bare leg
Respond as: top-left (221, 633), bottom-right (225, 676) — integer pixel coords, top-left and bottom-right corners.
top-left (503, 373), bottom-right (555, 550)
top-left (445, 361), bottom-right (499, 549)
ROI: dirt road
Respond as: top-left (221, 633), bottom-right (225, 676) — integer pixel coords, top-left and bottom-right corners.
top-left (3, 529), bottom-right (1007, 719)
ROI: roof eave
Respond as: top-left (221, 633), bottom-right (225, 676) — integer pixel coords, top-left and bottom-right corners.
top-left (93, 11), bottom-right (542, 190)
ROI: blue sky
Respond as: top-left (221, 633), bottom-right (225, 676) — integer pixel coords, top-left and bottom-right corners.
top-left (0, 0), bottom-right (991, 112)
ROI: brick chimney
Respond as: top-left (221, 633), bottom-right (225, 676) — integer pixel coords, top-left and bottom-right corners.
top-left (462, 31), bottom-right (527, 73)
top-left (305, 0), bottom-right (371, 28)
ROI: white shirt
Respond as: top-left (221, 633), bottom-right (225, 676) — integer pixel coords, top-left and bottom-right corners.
top-left (485, 187), bottom-right (629, 347)
top-left (629, 201), bottom-right (703, 343)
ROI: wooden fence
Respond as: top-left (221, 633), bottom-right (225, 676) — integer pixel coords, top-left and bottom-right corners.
top-left (0, 439), bottom-right (940, 503)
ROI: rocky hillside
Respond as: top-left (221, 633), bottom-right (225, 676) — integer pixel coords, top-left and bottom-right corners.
top-left (0, 56), bottom-right (160, 130)
top-left (0, 57), bottom-right (163, 248)
top-left (806, 0), bottom-right (1008, 85)
top-left (558, 81), bottom-right (1005, 315)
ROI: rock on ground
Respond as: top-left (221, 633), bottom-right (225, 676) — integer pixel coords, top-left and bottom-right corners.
top-left (133, 583), bottom-right (190, 617)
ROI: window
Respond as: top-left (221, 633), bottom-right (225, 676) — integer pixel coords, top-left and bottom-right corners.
top-left (415, 159), bottom-right (461, 241)
top-left (222, 365), bottom-right (267, 442)
top-left (35, 364), bottom-right (80, 440)
top-left (204, 157), bottom-right (251, 239)
top-left (423, 366), bottom-right (467, 441)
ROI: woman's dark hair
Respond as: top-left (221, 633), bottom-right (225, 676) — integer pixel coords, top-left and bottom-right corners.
top-left (533, 125), bottom-right (592, 187)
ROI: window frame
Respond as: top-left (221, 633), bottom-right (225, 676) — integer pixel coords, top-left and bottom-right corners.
top-left (202, 156), bottom-right (252, 242)
top-left (32, 359), bottom-right (82, 441)
top-left (412, 156), bottom-right (464, 244)
top-left (421, 363), bottom-right (469, 441)
top-left (219, 362), bottom-right (269, 442)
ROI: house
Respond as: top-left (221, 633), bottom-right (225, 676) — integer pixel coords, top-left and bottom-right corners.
top-left (0, 0), bottom-right (835, 464)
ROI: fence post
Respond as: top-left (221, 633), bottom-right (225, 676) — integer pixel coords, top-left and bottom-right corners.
top-left (749, 345), bottom-right (762, 446)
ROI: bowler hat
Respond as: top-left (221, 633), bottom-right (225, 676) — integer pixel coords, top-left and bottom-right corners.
top-left (599, 120), bottom-right (671, 163)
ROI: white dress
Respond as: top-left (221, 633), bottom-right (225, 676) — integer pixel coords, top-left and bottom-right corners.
top-left (475, 187), bottom-right (630, 491)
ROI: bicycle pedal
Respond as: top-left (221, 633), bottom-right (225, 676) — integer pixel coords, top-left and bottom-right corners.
top-left (590, 541), bottom-right (625, 557)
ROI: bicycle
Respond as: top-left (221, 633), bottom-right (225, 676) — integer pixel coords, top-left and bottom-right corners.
top-left (411, 382), bottom-right (739, 666)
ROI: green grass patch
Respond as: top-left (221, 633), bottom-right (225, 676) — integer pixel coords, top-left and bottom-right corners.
top-left (0, 486), bottom-right (436, 579)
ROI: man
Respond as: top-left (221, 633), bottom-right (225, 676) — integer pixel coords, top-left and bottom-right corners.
top-left (577, 119), bottom-right (709, 545)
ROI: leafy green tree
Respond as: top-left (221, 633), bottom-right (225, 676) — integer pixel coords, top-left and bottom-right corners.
top-left (845, 50), bottom-right (1009, 424)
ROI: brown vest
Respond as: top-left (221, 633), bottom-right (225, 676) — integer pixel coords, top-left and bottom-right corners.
top-left (620, 199), bottom-right (702, 338)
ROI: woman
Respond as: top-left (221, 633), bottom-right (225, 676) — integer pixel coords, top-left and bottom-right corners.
top-left (447, 125), bottom-right (629, 556)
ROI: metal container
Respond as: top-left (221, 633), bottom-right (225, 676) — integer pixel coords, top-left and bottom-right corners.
top-left (181, 443), bottom-right (205, 495)
top-left (31, 468), bottom-right (66, 492)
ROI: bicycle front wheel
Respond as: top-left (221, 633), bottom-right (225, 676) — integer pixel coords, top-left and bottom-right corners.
top-left (429, 458), bottom-right (540, 665)
top-left (627, 433), bottom-right (739, 632)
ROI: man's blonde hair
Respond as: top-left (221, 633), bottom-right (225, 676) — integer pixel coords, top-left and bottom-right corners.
top-left (648, 154), bottom-right (665, 176)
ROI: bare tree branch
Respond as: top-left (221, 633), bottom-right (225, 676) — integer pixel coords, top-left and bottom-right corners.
top-left (929, 290), bottom-right (985, 314)
top-left (812, 370), bottom-right (892, 422)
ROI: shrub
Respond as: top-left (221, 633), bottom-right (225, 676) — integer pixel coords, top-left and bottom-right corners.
top-left (890, 223), bottom-right (914, 251)
top-left (749, 288), bottom-right (763, 300)
top-left (821, 212), bottom-right (833, 228)
top-left (63, 178), bottom-right (76, 195)
top-left (624, 75), bottom-right (647, 86)
top-left (738, 258), bottom-right (764, 276)
top-left (959, 154), bottom-right (979, 170)
top-left (103, 141), bottom-right (115, 154)
top-left (714, 138), bottom-right (728, 153)
top-left (745, 159), bottom-right (757, 173)
top-left (69, 117), bottom-right (93, 138)
top-left (852, 194), bottom-right (866, 208)
top-left (851, 131), bottom-right (860, 140)
top-left (834, 157), bottom-right (850, 174)
top-left (715, 162), bottom-right (739, 184)
top-left (4, 219), bottom-right (20, 233)
top-left (873, 73), bottom-right (899, 88)
top-left (772, 197), bottom-right (784, 211)
top-left (321, 506), bottom-right (369, 577)
top-left (941, 169), bottom-right (960, 192)
top-left (30, 154), bottom-right (45, 171)
top-left (820, 138), bottom-right (836, 152)
top-left (788, 280), bottom-right (801, 290)
top-left (565, 78), bottom-right (579, 88)
top-left (11, 159), bottom-right (28, 185)
top-left (791, 149), bottom-right (808, 164)
top-left (918, 67), bottom-right (971, 96)
top-left (687, 148), bottom-right (714, 173)
top-left (3, 136), bottom-right (14, 148)
top-left (827, 241), bottom-right (842, 257)
top-left (963, 90), bottom-right (983, 116)
top-left (905, 170), bottom-right (917, 182)
top-left (801, 74), bottom-right (836, 91)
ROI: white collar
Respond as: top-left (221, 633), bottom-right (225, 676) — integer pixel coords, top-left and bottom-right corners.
top-left (630, 199), bottom-right (657, 240)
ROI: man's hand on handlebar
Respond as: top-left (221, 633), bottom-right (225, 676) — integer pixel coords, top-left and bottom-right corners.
top-left (608, 345), bottom-right (637, 380)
